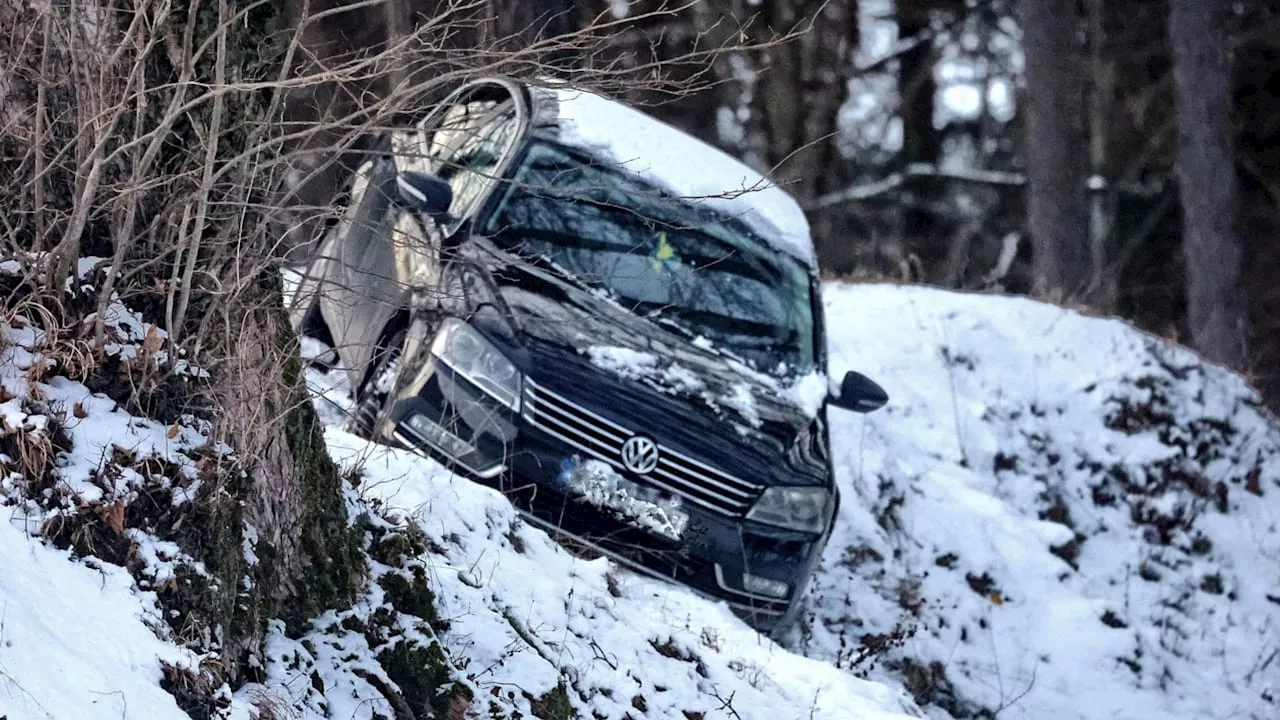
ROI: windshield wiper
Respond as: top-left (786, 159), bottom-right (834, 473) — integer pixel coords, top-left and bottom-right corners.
top-left (487, 228), bottom-right (602, 291)
top-left (628, 300), bottom-right (795, 346)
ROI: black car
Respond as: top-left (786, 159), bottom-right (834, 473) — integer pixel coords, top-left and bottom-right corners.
top-left (290, 78), bottom-right (888, 635)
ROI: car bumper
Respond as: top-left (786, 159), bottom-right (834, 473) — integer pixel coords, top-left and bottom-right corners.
top-left (385, 364), bottom-right (830, 635)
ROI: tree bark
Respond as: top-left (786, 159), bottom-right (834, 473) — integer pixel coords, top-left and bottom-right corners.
top-left (1086, 0), bottom-right (1117, 309)
top-left (897, 1), bottom-right (951, 285)
top-left (1169, 0), bottom-right (1247, 368)
top-left (1020, 0), bottom-right (1091, 298)
top-left (898, 1), bottom-right (940, 172)
top-left (180, 0), bottom-right (367, 672)
top-left (0, 0), bottom-right (365, 683)
top-left (721, 0), bottom-right (858, 269)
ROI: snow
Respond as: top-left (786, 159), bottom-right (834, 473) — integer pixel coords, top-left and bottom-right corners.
top-left (317, 429), bottom-right (923, 720)
top-left (5, 254), bottom-right (1280, 720)
top-left (722, 382), bottom-right (761, 428)
top-left (585, 344), bottom-right (712, 398)
top-left (799, 283), bottom-right (1280, 720)
top-left (546, 85), bottom-right (819, 268)
top-left (586, 344), bottom-right (660, 379)
top-left (0, 258), bottom-right (918, 719)
top-left (0, 521), bottom-right (194, 720)
top-left (0, 259), bottom-right (213, 720)
top-left (786, 370), bottom-right (830, 418)
top-left (297, 281), bottom-right (1279, 720)
top-left (585, 343), bottom-right (829, 426)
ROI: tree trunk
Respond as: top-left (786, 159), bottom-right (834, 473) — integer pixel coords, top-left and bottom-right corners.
top-left (899, 2), bottom-right (940, 172)
top-left (1020, 0), bottom-right (1091, 299)
top-left (599, 0), bottom-right (861, 270)
top-left (1169, 0), bottom-right (1247, 369)
top-left (728, 0), bottom-right (858, 269)
top-left (1086, 0), bottom-right (1117, 309)
top-left (897, 1), bottom-right (951, 285)
top-left (0, 0), bottom-right (365, 683)
top-left (167, 0), bottom-right (367, 676)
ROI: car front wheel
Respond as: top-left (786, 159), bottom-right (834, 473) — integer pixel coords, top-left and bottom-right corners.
top-left (349, 328), bottom-right (407, 443)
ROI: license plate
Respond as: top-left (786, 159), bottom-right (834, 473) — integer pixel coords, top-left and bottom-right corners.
top-left (557, 456), bottom-right (689, 541)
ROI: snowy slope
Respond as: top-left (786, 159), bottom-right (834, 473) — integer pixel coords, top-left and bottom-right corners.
top-left (0, 262), bottom-right (920, 719)
top-left (800, 283), bottom-right (1280, 720)
top-left (0, 521), bottom-right (193, 720)
top-left (1, 261), bottom-right (203, 720)
top-left (300, 281), bottom-right (1279, 720)
top-left (4, 267), bottom-right (1278, 719)
top-left (299, 429), bottom-right (922, 720)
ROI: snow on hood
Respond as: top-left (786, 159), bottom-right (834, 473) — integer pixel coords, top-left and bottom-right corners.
top-left (585, 343), bottom-right (828, 430)
top-left (586, 344), bottom-right (765, 431)
top-left (544, 85), bottom-right (818, 269)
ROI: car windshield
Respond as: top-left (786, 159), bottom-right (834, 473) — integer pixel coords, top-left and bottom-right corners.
top-left (482, 141), bottom-right (816, 375)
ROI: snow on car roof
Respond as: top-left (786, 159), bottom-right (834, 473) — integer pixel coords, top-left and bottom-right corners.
top-left (540, 85), bottom-right (818, 269)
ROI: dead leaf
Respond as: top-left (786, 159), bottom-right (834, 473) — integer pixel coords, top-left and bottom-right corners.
top-left (73, 402), bottom-right (87, 419)
top-left (1245, 468), bottom-right (1263, 497)
top-left (99, 501), bottom-right (126, 535)
top-left (167, 423), bottom-right (181, 439)
top-left (990, 591), bottom-right (1004, 605)
top-left (142, 325), bottom-right (164, 356)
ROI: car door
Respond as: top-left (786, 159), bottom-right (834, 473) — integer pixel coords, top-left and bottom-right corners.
top-left (314, 156), bottom-right (404, 385)
top-left (304, 81), bottom-right (528, 391)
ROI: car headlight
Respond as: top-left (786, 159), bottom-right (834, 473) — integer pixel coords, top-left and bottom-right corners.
top-left (430, 318), bottom-right (522, 410)
top-left (746, 487), bottom-right (831, 533)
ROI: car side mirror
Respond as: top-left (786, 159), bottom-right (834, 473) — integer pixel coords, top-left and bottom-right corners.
top-left (395, 171), bottom-right (453, 219)
top-left (829, 370), bottom-right (888, 413)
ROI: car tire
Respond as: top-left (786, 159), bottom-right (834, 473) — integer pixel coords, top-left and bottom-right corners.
top-left (349, 328), bottom-right (407, 443)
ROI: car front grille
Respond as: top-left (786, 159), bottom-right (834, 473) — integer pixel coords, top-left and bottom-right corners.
top-left (522, 378), bottom-right (761, 516)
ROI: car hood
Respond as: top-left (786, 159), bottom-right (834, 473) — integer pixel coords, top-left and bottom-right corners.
top-left (467, 242), bottom-right (830, 487)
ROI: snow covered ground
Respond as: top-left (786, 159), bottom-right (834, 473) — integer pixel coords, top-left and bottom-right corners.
top-left (1, 261), bottom-right (207, 720)
top-left (800, 284), bottom-right (1280, 720)
top-left (3, 269), bottom-right (1278, 719)
top-left (0, 520), bottom-right (196, 719)
top-left (292, 429), bottom-right (922, 720)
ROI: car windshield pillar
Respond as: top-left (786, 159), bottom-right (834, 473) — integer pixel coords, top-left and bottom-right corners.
top-left (417, 93), bottom-right (522, 235)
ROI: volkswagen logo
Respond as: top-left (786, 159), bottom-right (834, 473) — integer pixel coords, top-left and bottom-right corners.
top-left (620, 435), bottom-right (659, 475)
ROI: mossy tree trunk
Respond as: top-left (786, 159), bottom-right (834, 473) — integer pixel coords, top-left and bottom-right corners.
top-left (0, 0), bottom-right (364, 683)
top-left (130, 0), bottom-right (366, 679)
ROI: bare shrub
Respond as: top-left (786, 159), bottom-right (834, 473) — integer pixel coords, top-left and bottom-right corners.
top-left (0, 0), bottom-right (783, 708)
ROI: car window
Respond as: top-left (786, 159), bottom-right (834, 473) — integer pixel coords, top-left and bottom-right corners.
top-left (422, 96), bottom-right (520, 230)
top-left (484, 142), bottom-right (816, 376)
